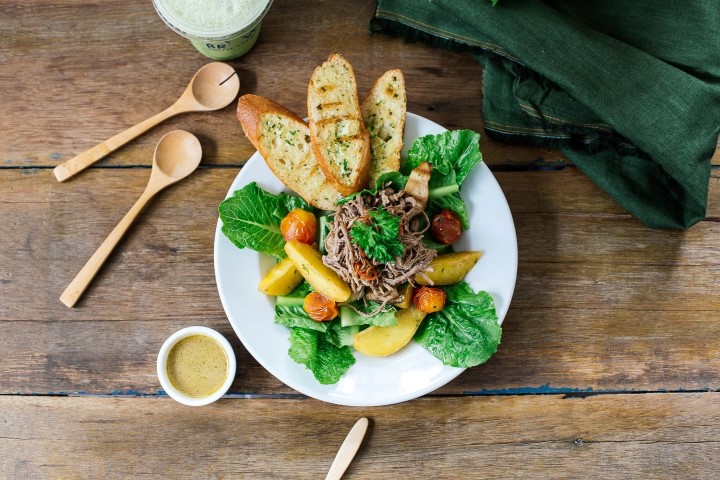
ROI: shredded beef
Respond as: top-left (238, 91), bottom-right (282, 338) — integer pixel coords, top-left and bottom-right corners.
top-left (323, 184), bottom-right (437, 313)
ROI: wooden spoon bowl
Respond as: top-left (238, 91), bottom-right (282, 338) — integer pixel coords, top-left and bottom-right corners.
top-left (189, 62), bottom-right (240, 111)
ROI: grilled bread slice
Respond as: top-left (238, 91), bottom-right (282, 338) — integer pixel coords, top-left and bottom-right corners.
top-left (307, 54), bottom-right (371, 195)
top-left (361, 69), bottom-right (406, 186)
top-left (236, 94), bottom-right (342, 211)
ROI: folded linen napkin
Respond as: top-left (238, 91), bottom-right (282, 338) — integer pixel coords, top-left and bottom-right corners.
top-left (372, 0), bottom-right (720, 228)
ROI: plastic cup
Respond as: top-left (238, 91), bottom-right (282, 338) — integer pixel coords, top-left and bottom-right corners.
top-left (153, 0), bottom-right (273, 60)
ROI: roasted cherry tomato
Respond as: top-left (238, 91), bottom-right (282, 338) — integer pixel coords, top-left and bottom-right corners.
top-left (413, 286), bottom-right (446, 313)
top-left (280, 209), bottom-right (318, 244)
top-left (303, 292), bottom-right (339, 322)
top-left (430, 209), bottom-right (462, 245)
top-left (353, 260), bottom-right (378, 282)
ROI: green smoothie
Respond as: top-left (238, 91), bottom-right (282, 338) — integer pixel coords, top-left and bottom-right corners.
top-left (153, 0), bottom-right (272, 60)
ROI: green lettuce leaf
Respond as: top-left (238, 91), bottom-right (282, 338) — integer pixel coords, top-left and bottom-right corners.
top-left (288, 328), bottom-right (318, 365)
top-left (403, 130), bottom-right (481, 230)
top-left (287, 280), bottom-right (314, 297)
top-left (288, 328), bottom-right (356, 384)
top-left (402, 130), bottom-right (482, 189)
top-left (427, 192), bottom-right (470, 230)
top-left (275, 304), bottom-right (328, 332)
top-left (275, 282), bottom-right (327, 332)
top-left (422, 236), bottom-right (455, 254)
top-left (219, 182), bottom-right (312, 259)
top-left (326, 320), bottom-right (360, 348)
top-left (415, 282), bottom-right (501, 368)
top-left (375, 171), bottom-right (409, 191)
top-left (340, 301), bottom-right (398, 327)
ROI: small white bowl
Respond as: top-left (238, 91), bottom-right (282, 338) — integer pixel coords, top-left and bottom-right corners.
top-left (157, 326), bottom-right (236, 406)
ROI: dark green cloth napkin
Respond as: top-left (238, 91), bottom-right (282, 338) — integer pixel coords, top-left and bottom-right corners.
top-left (372, 0), bottom-right (720, 228)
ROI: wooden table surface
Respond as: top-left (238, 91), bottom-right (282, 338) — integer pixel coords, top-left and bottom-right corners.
top-left (2, 1), bottom-right (719, 478)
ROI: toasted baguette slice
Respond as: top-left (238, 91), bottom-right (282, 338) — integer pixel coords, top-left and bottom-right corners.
top-left (361, 69), bottom-right (406, 186)
top-left (307, 54), bottom-right (371, 196)
top-left (236, 94), bottom-right (342, 211)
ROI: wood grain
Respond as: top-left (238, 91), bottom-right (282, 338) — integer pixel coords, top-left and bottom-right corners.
top-left (3, 0), bottom-right (719, 476)
top-left (0, 0), bottom-right (564, 169)
top-left (3, 307), bottom-right (720, 396)
top-left (2, 168), bottom-right (720, 395)
top-left (3, 394), bottom-right (719, 479)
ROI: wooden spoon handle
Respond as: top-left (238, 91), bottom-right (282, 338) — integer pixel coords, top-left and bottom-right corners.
top-left (53, 104), bottom-right (181, 182)
top-left (325, 418), bottom-right (369, 480)
top-left (60, 190), bottom-right (155, 308)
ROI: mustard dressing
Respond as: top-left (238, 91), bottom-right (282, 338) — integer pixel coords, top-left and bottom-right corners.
top-left (167, 335), bottom-right (228, 398)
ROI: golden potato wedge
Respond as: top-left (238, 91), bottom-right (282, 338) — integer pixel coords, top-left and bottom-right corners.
top-left (353, 307), bottom-right (426, 357)
top-left (392, 283), bottom-right (414, 309)
top-left (284, 240), bottom-right (351, 302)
top-left (258, 257), bottom-right (303, 296)
top-left (415, 251), bottom-right (483, 286)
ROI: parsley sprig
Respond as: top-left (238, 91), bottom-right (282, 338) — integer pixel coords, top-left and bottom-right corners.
top-left (350, 207), bottom-right (405, 264)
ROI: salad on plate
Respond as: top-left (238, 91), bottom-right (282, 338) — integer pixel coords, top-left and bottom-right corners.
top-left (217, 54), bottom-right (503, 386)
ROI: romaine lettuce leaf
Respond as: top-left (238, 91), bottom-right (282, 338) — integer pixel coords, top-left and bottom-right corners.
top-left (427, 191), bottom-right (470, 230)
top-left (422, 236), bottom-right (455, 254)
top-left (415, 282), bottom-right (501, 368)
top-left (288, 327), bottom-right (356, 384)
top-left (402, 130), bottom-right (481, 230)
top-left (287, 280), bottom-right (314, 297)
top-left (288, 328), bottom-right (317, 365)
top-left (340, 301), bottom-right (398, 327)
top-left (275, 282), bottom-right (326, 332)
top-left (219, 182), bottom-right (312, 259)
top-left (326, 320), bottom-right (360, 347)
top-left (275, 303), bottom-right (328, 332)
top-left (402, 130), bottom-right (482, 189)
top-left (375, 171), bottom-right (409, 191)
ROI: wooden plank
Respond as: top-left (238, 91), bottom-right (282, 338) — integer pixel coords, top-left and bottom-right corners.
top-left (3, 307), bottom-right (720, 395)
top-left (3, 168), bottom-right (719, 323)
top-left (0, 0), bottom-right (563, 169)
top-left (516, 212), bottom-right (720, 266)
top-left (2, 393), bottom-right (719, 479)
top-left (2, 168), bottom-right (720, 394)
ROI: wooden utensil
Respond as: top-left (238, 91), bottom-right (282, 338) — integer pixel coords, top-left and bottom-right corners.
top-left (325, 418), bottom-right (369, 480)
top-left (53, 62), bottom-right (237, 182)
top-left (59, 130), bottom-right (203, 308)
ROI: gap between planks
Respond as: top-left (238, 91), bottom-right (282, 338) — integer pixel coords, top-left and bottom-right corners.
top-left (2, 388), bottom-right (716, 399)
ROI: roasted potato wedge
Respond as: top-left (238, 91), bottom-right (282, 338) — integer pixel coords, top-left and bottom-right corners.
top-left (392, 283), bottom-right (414, 309)
top-left (415, 251), bottom-right (483, 286)
top-left (258, 257), bottom-right (303, 296)
top-left (353, 307), bottom-right (426, 357)
top-left (284, 240), bottom-right (351, 302)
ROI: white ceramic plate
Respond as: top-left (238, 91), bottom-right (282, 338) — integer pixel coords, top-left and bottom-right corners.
top-left (214, 113), bottom-right (517, 406)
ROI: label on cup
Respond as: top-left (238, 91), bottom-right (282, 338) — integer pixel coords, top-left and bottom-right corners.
top-left (189, 24), bottom-right (262, 60)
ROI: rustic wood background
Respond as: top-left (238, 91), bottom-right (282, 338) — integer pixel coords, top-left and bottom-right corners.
top-left (1, 0), bottom-right (719, 478)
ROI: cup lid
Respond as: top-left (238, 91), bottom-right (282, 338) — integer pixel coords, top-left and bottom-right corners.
top-left (153, 0), bottom-right (272, 40)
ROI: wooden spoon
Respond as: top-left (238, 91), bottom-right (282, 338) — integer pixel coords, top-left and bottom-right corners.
top-left (53, 62), bottom-right (237, 182)
top-left (59, 130), bottom-right (203, 308)
top-left (325, 418), bottom-right (369, 480)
